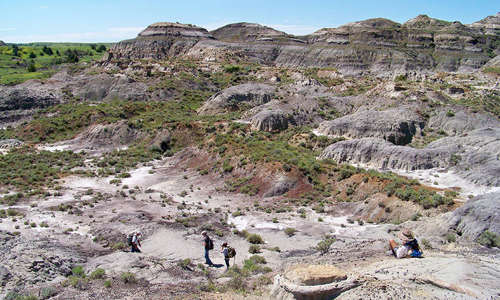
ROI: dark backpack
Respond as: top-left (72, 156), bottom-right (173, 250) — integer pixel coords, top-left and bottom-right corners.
top-left (405, 239), bottom-right (420, 251)
top-left (208, 238), bottom-right (214, 250)
top-left (227, 246), bottom-right (236, 258)
top-left (127, 234), bottom-right (133, 246)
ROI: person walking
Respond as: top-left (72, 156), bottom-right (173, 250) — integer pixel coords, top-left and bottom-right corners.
top-left (131, 232), bottom-right (142, 253)
top-left (202, 231), bottom-right (214, 266)
top-left (221, 242), bottom-right (230, 270)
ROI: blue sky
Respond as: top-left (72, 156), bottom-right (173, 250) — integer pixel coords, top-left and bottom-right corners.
top-left (1, 0), bottom-right (498, 43)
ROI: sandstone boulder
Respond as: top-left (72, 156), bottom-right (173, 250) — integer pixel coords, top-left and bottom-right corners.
top-left (285, 265), bottom-right (347, 286)
top-left (271, 264), bottom-right (360, 300)
top-left (197, 83), bottom-right (275, 115)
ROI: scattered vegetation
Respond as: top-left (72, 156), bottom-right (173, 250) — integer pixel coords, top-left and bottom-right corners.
top-left (247, 233), bottom-right (264, 244)
top-left (0, 43), bottom-right (110, 85)
top-left (0, 147), bottom-right (84, 196)
top-left (477, 231), bottom-right (500, 248)
top-left (284, 227), bottom-right (297, 237)
top-left (316, 236), bottom-right (336, 255)
top-left (120, 271), bottom-right (136, 284)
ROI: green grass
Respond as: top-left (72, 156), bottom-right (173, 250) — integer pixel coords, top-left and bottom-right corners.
top-left (0, 43), bottom-right (110, 85)
top-left (0, 147), bottom-right (84, 197)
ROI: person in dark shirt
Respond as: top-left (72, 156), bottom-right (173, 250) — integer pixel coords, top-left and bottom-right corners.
top-left (202, 231), bottom-right (213, 266)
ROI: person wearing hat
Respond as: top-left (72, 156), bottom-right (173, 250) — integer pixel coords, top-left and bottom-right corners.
top-left (202, 231), bottom-right (214, 266)
top-left (389, 229), bottom-right (422, 258)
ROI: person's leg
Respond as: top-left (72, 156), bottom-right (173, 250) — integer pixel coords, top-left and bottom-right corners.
top-left (205, 249), bottom-right (213, 265)
top-left (389, 240), bottom-right (398, 257)
top-left (225, 258), bottom-right (230, 269)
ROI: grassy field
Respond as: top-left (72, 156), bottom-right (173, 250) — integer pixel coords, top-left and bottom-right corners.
top-left (0, 42), bottom-right (112, 85)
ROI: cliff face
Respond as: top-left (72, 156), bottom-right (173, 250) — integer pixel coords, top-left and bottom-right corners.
top-left (107, 22), bottom-right (214, 61)
top-left (210, 22), bottom-right (290, 42)
top-left (107, 14), bottom-right (499, 75)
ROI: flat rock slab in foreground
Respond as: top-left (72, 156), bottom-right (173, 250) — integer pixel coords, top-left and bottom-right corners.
top-left (271, 264), bottom-right (360, 300)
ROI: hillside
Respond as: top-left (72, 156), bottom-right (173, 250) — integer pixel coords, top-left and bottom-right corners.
top-left (0, 12), bottom-right (499, 300)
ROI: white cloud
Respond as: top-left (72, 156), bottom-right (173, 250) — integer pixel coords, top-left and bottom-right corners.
top-left (1, 27), bottom-right (144, 43)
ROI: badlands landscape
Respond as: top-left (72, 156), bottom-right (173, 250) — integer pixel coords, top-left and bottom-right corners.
top-left (0, 12), bottom-right (499, 300)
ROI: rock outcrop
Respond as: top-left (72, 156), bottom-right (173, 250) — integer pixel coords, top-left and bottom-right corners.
top-left (250, 110), bottom-right (291, 132)
top-left (210, 22), bottom-right (290, 42)
top-left (108, 22), bottom-right (214, 61)
top-left (108, 12), bottom-right (500, 74)
top-left (448, 192), bottom-right (500, 240)
top-left (197, 83), bottom-right (275, 115)
top-left (271, 264), bottom-right (360, 300)
top-left (52, 120), bottom-right (145, 152)
top-left (316, 107), bottom-right (424, 145)
top-left (427, 109), bottom-right (500, 135)
top-left (427, 127), bottom-right (500, 186)
top-left (470, 12), bottom-right (500, 36)
top-left (264, 175), bottom-right (297, 198)
top-left (320, 127), bottom-right (500, 186)
top-left (319, 138), bottom-right (451, 171)
top-left (0, 139), bottom-right (23, 149)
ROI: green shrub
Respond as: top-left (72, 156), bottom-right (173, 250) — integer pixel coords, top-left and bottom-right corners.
top-left (247, 233), bottom-right (263, 244)
top-left (284, 227), bottom-right (297, 237)
top-left (72, 265), bottom-right (85, 277)
top-left (477, 231), bottom-right (500, 248)
top-left (120, 272), bottom-right (136, 283)
top-left (222, 159), bottom-right (233, 173)
top-left (104, 280), bottom-right (112, 288)
top-left (316, 237), bottom-right (335, 255)
top-left (111, 242), bottom-right (126, 251)
top-left (178, 258), bottom-right (192, 269)
top-left (4, 293), bottom-right (39, 300)
top-left (446, 233), bottom-right (456, 243)
top-left (224, 65), bottom-right (241, 73)
top-left (249, 245), bottom-right (261, 254)
top-left (90, 268), bottom-right (106, 279)
top-left (421, 238), bottom-right (431, 249)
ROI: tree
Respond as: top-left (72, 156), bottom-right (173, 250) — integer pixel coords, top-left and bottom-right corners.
top-left (27, 59), bottom-right (36, 72)
top-left (29, 52), bottom-right (37, 58)
top-left (12, 45), bottom-right (19, 57)
top-left (42, 46), bottom-right (53, 55)
top-left (96, 45), bottom-right (106, 52)
top-left (65, 49), bottom-right (79, 63)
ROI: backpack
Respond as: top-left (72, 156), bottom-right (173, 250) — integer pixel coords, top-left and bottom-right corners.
top-left (410, 249), bottom-right (422, 258)
top-left (127, 234), bottom-right (133, 246)
top-left (208, 238), bottom-right (214, 250)
top-left (405, 239), bottom-right (420, 251)
top-left (227, 246), bottom-right (236, 258)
